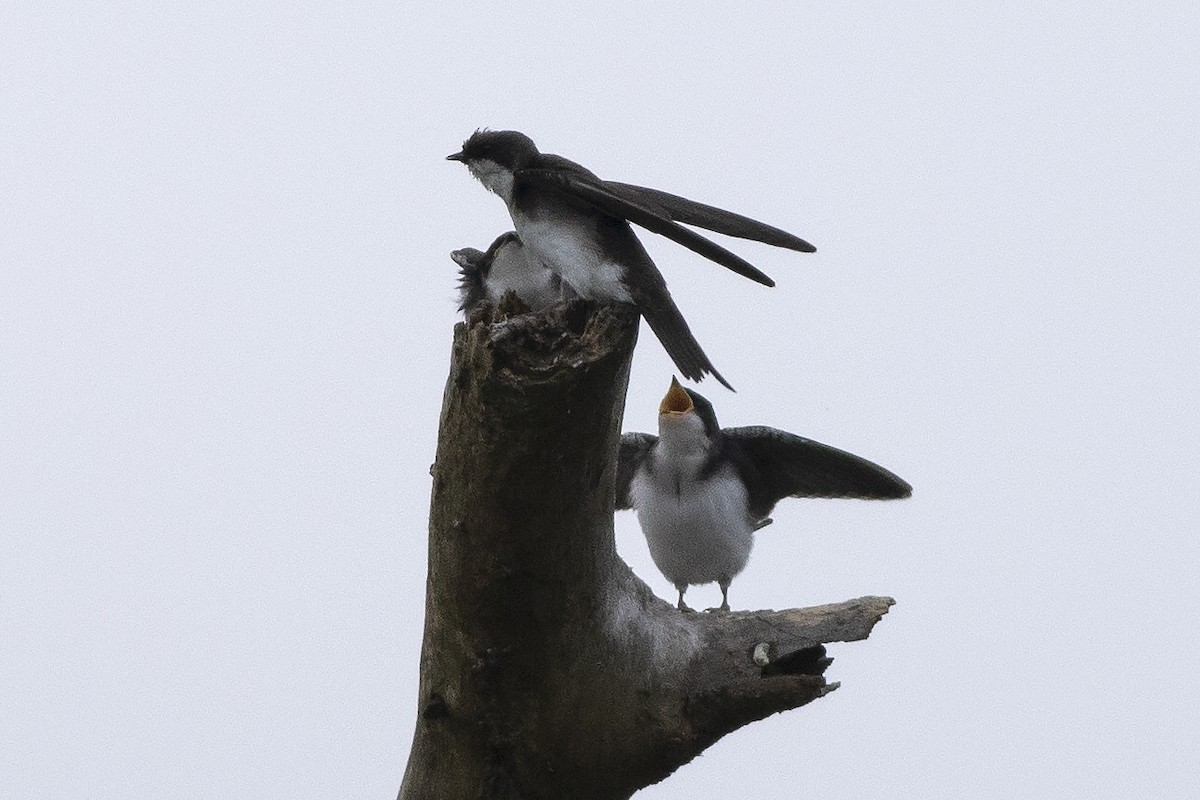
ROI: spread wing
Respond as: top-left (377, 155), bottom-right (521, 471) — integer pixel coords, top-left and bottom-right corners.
top-left (605, 182), bottom-right (816, 253)
top-left (517, 167), bottom-right (775, 287)
top-left (724, 426), bottom-right (911, 519)
top-left (615, 432), bottom-right (657, 510)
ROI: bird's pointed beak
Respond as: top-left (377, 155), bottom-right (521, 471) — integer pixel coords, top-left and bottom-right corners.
top-left (658, 377), bottom-right (694, 416)
top-left (446, 151), bottom-right (466, 162)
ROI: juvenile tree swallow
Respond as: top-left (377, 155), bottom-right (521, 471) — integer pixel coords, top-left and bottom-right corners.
top-left (446, 130), bottom-right (816, 390)
top-left (616, 378), bottom-right (911, 611)
top-left (451, 231), bottom-right (562, 315)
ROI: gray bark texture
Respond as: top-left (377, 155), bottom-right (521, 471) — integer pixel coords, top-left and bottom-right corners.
top-left (398, 302), bottom-right (894, 800)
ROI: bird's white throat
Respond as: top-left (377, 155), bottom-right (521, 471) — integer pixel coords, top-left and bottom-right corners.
top-left (657, 412), bottom-right (711, 464)
top-left (467, 159), bottom-right (515, 202)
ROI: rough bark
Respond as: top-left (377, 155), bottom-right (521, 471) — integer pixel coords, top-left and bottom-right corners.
top-left (399, 302), bottom-right (894, 800)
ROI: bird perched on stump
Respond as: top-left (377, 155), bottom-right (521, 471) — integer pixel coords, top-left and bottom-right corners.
top-left (447, 129), bottom-right (815, 390)
top-left (617, 378), bottom-right (912, 611)
top-left (451, 231), bottom-right (562, 315)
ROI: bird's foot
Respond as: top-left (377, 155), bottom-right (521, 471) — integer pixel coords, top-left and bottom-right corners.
top-left (705, 602), bottom-right (732, 613)
top-left (677, 600), bottom-right (695, 613)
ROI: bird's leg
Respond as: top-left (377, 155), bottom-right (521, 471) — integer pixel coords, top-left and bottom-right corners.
top-left (675, 583), bottom-right (694, 613)
top-left (711, 578), bottom-right (731, 613)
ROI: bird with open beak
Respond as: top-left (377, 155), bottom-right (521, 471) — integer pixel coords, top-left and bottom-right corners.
top-left (617, 378), bottom-right (912, 611)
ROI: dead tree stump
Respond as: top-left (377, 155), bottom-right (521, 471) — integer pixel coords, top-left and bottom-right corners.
top-left (399, 303), bottom-right (893, 799)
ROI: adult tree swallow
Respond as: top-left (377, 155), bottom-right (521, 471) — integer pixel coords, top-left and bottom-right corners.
top-left (446, 130), bottom-right (816, 390)
top-left (616, 378), bottom-right (911, 611)
top-left (451, 231), bottom-right (562, 315)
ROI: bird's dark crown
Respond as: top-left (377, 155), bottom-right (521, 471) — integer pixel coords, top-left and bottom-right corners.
top-left (683, 387), bottom-right (721, 437)
top-left (456, 129), bottom-right (540, 169)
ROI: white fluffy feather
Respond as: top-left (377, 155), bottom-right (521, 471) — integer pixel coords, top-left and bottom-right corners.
top-left (517, 218), bottom-right (632, 303)
top-left (467, 159), bottom-right (514, 201)
top-left (629, 414), bottom-right (754, 589)
top-left (483, 239), bottom-right (560, 309)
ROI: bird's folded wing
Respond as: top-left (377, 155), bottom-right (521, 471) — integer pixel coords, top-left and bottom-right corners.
top-left (615, 432), bottom-right (658, 509)
top-left (518, 168), bottom-right (775, 287)
top-left (725, 426), bottom-right (912, 504)
top-left (605, 182), bottom-right (816, 253)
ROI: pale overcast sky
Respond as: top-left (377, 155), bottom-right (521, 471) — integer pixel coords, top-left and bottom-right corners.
top-left (3, 3), bottom-right (1197, 798)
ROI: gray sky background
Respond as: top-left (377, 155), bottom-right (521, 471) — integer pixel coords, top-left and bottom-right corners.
top-left (3, 3), bottom-right (1197, 797)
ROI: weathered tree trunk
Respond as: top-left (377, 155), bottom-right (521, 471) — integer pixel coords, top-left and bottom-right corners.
top-left (399, 303), bottom-right (893, 800)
